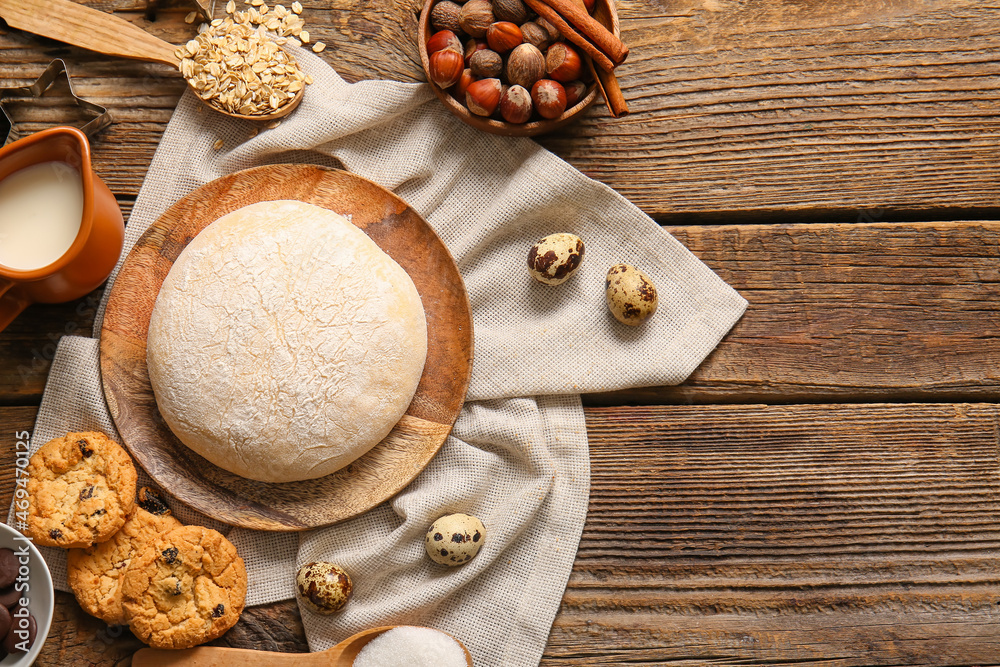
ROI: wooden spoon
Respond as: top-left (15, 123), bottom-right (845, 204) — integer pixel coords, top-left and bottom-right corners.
top-left (0, 0), bottom-right (303, 122)
top-left (130, 625), bottom-right (474, 666)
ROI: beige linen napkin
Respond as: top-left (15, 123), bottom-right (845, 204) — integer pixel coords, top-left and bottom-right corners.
top-left (16, 47), bottom-right (746, 665)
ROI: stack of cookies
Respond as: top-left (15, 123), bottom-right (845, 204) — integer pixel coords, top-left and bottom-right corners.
top-left (25, 431), bottom-right (247, 649)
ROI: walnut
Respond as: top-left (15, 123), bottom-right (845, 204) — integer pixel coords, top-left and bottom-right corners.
top-left (492, 0), bottom-right (528, 23)
top-left (430, 0), bottom-right (463, 34)
top-left (458, 0), bottom-right (494, 38)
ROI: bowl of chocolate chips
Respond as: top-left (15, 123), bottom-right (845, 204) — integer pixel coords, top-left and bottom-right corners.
top-left (0, 522), bottom-right (52, 664)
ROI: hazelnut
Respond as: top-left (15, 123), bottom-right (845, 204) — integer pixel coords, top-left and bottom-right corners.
top-left (465, 77), bottom-right (502, 116)
top-left (534, 16), bottom-right (561, 43)
top-left (491, 0), bottom-right (528, 24)
top-left (470, 48), bottom-right (503, 78)
top-left (564, 79), bottom-right (588, 107)
top-left (458, 0), bottom-right (494, 38)
top-left (531, 78), bottom-right (567, 119)
top-left (500, 84), bottom-right (532, 123)
top-left (451, 67), bottom-right (476, 100)
top-left (427, 29), bottom-right (463, 56)
top-left (505, 43), bottom-right (545, 90)
top-left (520, 22), bottom-right (551, 51)
top-left (430, 0), bottom-right (463, 34)
top-left (605, 264), bottom-right (658, 325)
top-left (487, 21), bottom-right (523, 54)
top-left (546, 42), bottom-right (583, 82)
top-left (429, 48), bottom-right (465, 89)
top-left (464, 38), bottom-right (488, 66)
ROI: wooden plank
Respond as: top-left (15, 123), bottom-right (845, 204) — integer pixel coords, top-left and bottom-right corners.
top-left (0, 291), bottom-right (104, 405)
top-left (591, 220), bottom-right (1000, 405)
top-left (5, 403), bottom-right (1000, 664)
top-left (544, 403), bottom-right (1000, 665)
top-left (1, 1), bottom-right (998, 218)
top-left (6, 221), bottom-right (1000, 405)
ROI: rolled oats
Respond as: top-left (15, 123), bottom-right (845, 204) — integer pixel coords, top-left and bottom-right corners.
top-left (178, 7), bottom-right (312, 117)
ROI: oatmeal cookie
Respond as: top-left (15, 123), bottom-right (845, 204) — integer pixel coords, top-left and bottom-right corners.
top-left (67, 487), bottom-right (183, 625)
top-left (121, 525), bottom-right (247, 649)
top-left (26, 431), bottom-right (137, 548)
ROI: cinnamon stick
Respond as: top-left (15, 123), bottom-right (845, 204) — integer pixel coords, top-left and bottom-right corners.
top-left (540, 0), bottom-right (628, 67)
top-left (522, 0), bottom-right (615, 72)
top-left (586, 0), bottom-right (628, 117)
top-left (588, 57), bottom-right (629, 118)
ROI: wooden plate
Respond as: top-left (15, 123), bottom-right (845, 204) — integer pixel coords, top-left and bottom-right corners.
top-left (100, 164), bottom-right (473, 531)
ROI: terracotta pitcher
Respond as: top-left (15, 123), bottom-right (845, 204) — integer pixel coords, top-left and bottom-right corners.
top-left (0, 126), bottom-right (124, 332)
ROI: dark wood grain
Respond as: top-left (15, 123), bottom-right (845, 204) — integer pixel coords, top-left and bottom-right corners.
top-left (2, 0), bottom-right (999, 663)
top-left (1, 0), bottom-right (998, 219)
top-left (101, 165), bottom-right (472, 530)
top-left (9, 220), bottom-right (1000, 407)
top-left (7, 403), bottom-right (1000, 665)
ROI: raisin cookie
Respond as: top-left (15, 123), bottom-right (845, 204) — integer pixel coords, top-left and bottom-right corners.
top-left (121, 525), bottom-right (247, 649)
top-left (26, 431), bottom-right (137, 548)
top-left (67, 487), bottom-right (183, 625)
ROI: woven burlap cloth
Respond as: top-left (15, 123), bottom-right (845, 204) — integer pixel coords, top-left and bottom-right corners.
top-left (19, 48), bottom-right (746, 665)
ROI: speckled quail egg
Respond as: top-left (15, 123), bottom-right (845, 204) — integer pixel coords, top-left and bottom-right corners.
top-left (527, 233), bottom-right (585, 285)
top-left (605, 263), bottom-right (658, 325)
top-left (295, 561), bottom-right (352, 614)
top-left (425, 513), bottom-right (486, 566)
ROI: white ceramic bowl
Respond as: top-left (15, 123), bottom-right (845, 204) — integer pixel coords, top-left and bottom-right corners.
top-left (0, 522), bottom-right (54, 665)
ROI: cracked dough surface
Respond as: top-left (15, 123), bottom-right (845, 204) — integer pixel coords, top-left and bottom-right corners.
top-left (26, 431), bottom-right (137, 548)
top-left (121, 525), bottom-right (246, 649)
top-left (146, 200), bottom-right (428, 483)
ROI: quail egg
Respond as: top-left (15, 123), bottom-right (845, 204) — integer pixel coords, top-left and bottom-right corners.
top-left (527, 233), bottom-right (585, 285)
top-left (605, 263), bottom-right (658, 325)
top-left (425, 513), bottom-right (486, 566)
top-left (295, 561), bottom-right (352, 614)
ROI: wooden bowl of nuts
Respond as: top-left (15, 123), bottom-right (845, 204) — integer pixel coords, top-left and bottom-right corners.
top-left (418, 0), bottom-right (620, 137)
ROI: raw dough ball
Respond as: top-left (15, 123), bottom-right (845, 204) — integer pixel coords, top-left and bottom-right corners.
top-left (605, 263), bottom-right (658, 325)
top-left (425, 513), bottom-right (486, 566)
top-left (147, 200), bottom-right (428, 483)
top-left (296, 561), bottom-right (352, 614)
top-left (527, 233), bottom-right (584, 285)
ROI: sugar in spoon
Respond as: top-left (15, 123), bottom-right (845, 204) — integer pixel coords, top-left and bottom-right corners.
top-left (130, 625), bottom-right (474, 666)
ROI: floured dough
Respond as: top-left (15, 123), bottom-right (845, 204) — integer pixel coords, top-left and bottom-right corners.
top-left (146, 200), bottom-right (428, 483)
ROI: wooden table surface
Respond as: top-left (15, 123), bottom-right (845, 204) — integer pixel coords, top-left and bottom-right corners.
top-left (2, 0), bottom-right (1000, 664)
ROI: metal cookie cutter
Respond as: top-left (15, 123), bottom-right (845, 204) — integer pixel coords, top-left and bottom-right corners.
top-left (0, 58), bottom-right (113, 145)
